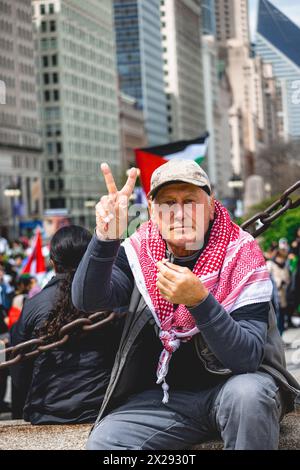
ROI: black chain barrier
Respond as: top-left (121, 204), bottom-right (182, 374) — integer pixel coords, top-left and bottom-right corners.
top-left (241, 180), bottom-right (300, 237)
top-left (0, 180), bottom-right (299, 370)
top-left (0, 311), bottom-right (116, 369)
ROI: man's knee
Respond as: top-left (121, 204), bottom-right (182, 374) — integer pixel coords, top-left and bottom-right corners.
top-left (86, 418), bottom-right (122, 450)
top-left (218, 372), bottom-right (280, 413)
top-left (86, 415), bottom-right (141, 450)
top-left (214, 372), bottom-right (281, 449)
top-left (86, 422), bottom-right (107, 450)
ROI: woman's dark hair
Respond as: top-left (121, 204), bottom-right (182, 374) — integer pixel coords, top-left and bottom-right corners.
top-left (36, 225), bottom-right (92, 339)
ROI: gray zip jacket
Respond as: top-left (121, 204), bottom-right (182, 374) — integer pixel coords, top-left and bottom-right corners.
top-left (72, 235), bottom-right (300, 424)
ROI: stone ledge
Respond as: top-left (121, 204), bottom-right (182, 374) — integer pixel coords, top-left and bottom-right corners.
top-left (0, 414), bottom-right (299, 450)
top-left (0, 420), bottom-right (91, 450)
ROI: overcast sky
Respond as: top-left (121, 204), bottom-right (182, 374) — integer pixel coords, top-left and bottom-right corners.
top-left (248, 0), bottom-right (300, 40)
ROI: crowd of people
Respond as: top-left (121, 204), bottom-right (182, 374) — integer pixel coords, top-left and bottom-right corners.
top-left (264, 230), bottom-right (300, 336)
top-left (0, 235), bottom-right (43, 413)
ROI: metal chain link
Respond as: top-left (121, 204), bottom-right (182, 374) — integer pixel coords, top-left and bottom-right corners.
top-left (0, 311), bottom-right (115, 369)
top-left (0, 181), bottom-right (299, 370)
top-left (241, 181), bottom-right (300, 237)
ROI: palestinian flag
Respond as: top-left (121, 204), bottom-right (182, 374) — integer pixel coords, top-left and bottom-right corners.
top-left (135, 133), bottom-right (209, 194)
top-left (21, 228), bottom-right (46, 275)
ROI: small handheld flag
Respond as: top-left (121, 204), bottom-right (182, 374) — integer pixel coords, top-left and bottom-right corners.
top-left (21, 228), bottom-right (46, 275)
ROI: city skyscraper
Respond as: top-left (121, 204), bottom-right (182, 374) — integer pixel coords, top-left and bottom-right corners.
top-left (160, 0), bottom-right (206, 141)
top-left (202, 35), bottom-right (232, 199)
top-left (256, 0), bottom-right (300, 140)
top-left (0, 0), bottom-right (43, 236)
top-left (214, 0), bottom-right (250, 45)
top-left (213, 0), bottom-right (280, 181)
top-left (32, 0), bottom-right (121, 226)
top-left (114, 0), bottom-right (168, 146)
top-left (201, 0), bottom-right (232, 198)
top-left (119, 92), bottom-right (147, 169)
top-left (213, 0), bottom-right (252, 179)
top-left (202, 0), bottom-right (216, 35)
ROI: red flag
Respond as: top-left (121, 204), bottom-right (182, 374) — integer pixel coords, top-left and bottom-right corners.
top-left (22, 228), bottom-right (46, 274)
top-left (135, 150), bottom-right (166, 195)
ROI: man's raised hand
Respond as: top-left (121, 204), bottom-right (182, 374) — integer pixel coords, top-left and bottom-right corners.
top-left (95, 163), bottom-right (137, 240)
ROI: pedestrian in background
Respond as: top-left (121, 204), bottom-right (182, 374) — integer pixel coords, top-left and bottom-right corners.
top-left (10, 225), bottom-right (124, 423)
top-left (267, 249), bottom-right (290, 335)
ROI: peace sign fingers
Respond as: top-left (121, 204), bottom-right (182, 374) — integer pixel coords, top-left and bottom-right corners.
top-left (101, 162), bottom-right (118, 195)
top-left (120, 167), bottom-right (138, 197)
top-left (96, 164), bottom-right (138, 240)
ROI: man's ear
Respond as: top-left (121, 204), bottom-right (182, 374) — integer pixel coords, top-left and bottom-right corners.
top-left (148, 199), bottom-right (155, 220)
top-left (209, 194), bottom-right (215, 221)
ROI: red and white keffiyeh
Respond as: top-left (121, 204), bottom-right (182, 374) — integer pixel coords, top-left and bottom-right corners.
top-left (122, 200), bottom-right (272, 403)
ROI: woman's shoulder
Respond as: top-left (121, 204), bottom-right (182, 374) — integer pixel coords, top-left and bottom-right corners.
top-left (21, 277), bottom-right (60, 323)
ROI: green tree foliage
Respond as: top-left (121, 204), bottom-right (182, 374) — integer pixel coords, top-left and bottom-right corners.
top-left (241, 195), bottom-right (300, 251)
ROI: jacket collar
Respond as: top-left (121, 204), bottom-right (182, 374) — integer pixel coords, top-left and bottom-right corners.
top-left (45, 272), bottom-right (69, 288)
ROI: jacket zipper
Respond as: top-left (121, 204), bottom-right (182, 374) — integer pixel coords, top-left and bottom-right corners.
top-left (95, 304), bottom-right (148, 424)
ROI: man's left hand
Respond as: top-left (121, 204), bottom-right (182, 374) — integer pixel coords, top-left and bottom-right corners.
top-left (156, 261), bottom-right (209, 307)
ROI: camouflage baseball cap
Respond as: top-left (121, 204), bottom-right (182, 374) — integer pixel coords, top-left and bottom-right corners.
top-left (148, 159), bottom-right (211, 199)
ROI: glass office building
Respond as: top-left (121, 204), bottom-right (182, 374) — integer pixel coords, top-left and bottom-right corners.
top-left (114, 0), bottom-right (168, 145)
top-left (202, 0), bottom-right (215, 35)
top-left (256, 0), bottom-right (300, 139)
top-left (33, 0), bottom-right (121, 226)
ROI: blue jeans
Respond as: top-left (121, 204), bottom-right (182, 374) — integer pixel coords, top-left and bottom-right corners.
top-left (87, 371), bottom-right (283, 450)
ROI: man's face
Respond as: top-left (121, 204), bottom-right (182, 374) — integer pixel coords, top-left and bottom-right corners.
top-left (149, 182), bottom-right (215, 251)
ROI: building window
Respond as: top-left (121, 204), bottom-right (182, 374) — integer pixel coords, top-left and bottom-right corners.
top-left (57, 159), bottom-right (63, 172)
top-left (49, 179), bottom-right (56, 190)
top-left (40, 4), bottom-right (46, 15)
top-left (52, 54), bottom-right (57, 66)
top-left (58, 179), bottom-right (64, 190)
top-left (48, 160), bottom-right (54, 171)
top-left (55, 125), bottom-right (61, 136)
top-left (50, 20), bottom-right (56, 32)
top-left (56, 142), bottom-right (62, 154)
top-left (53, 89), bottom-right (59, 100)
top-left (41, 38), bottom-right (48, 49)
top-left (44, 90), bottom-right (50, 101)
top-left (47, 142), bottom-right (53, 154)
top-left (49, 3), bottom-right (54, 14)
top-left (42, 56), bottom-right (48, 67)
top-left (53, 72), bottom-right (58, 83)
top-left (43, 73), bottom-right (49, 84)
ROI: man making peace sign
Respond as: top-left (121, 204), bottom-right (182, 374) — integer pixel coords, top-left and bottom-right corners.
top-left (72, 159), bottom-right (299, 450)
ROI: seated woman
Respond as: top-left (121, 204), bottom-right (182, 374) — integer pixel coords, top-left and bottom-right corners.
top-left (10, 225), bottom-right (124, 424)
